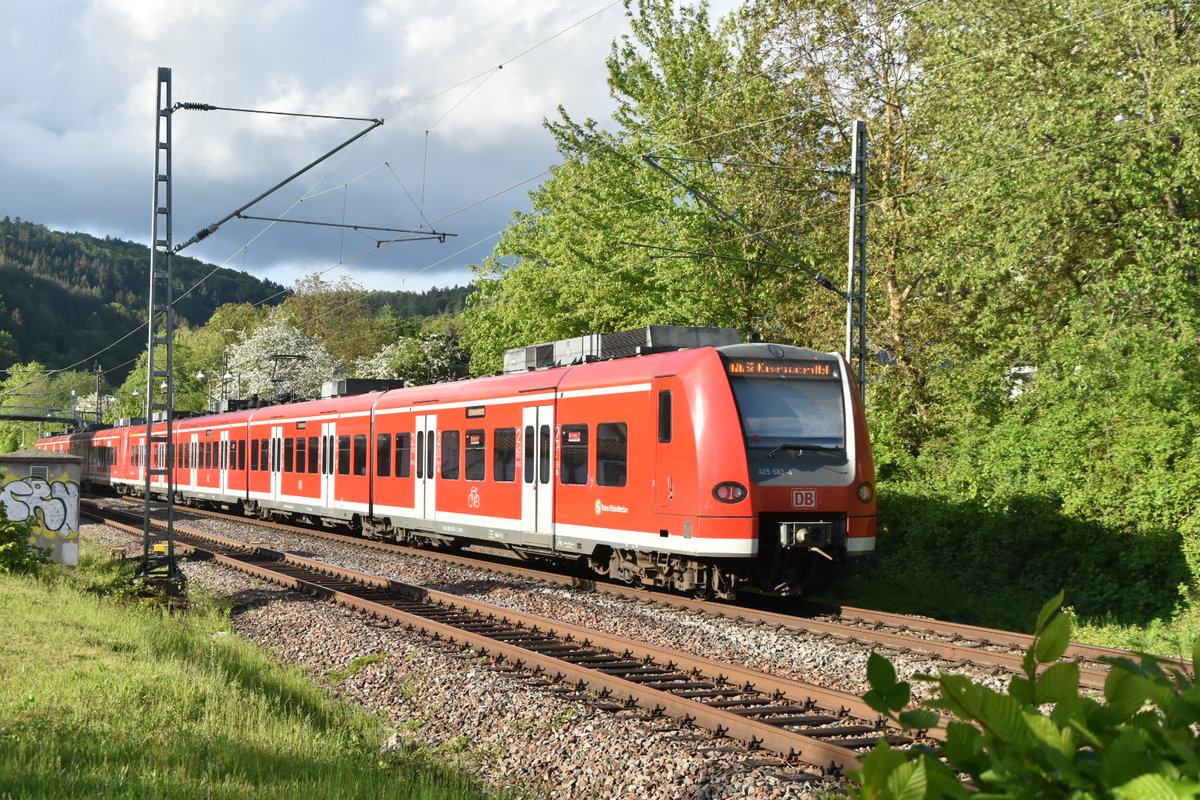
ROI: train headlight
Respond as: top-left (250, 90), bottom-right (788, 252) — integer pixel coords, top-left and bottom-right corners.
top-left (857, 482), bottom-right (874, 503)
top-left (712, 482), bottom-right (747, 503)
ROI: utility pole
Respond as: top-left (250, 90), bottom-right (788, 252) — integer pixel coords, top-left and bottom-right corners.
top-left (845, 120), bottom-right (868, 402)
top-left (93, 362), bottom-right (103, 424)
top-left (136, 67), bottom-right (184, 593)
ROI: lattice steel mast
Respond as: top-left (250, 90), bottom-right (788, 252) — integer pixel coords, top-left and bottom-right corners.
top-left (135, 66), bottom-right (183, 591)
top-left (845, 120), bottom-right (868, 400)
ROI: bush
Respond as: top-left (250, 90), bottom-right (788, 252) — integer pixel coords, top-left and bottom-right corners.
top-left (850, 593), bottom-right (1200, 799)
top-left (0, 504), bottom-right (50, 574)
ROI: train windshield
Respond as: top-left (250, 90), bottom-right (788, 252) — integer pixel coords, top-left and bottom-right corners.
top-left (726, 357), bottom-right (849, 484)
top-left (730, 377), bottom-right (845, 449)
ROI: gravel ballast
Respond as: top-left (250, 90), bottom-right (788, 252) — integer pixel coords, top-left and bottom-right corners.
top-left (82, 507), bottom-right (1017, 798)
top-left (83, 522), bottom-right (843, 799)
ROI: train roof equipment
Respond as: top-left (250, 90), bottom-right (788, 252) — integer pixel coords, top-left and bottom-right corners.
top-left (502, 325), bottom-right (740, 374)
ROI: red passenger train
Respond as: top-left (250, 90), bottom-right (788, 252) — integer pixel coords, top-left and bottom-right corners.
top-left (38, 327), bottom-right (876, 598)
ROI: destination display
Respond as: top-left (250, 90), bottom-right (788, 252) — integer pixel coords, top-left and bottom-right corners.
top-left (725, 358), bottom-right (840, 379)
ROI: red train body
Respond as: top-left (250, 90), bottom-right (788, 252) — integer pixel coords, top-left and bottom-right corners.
top-left (38, 337), bottom-right (876, 598)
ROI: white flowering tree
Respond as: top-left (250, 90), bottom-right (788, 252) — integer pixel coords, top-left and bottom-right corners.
top-left (225, 311), bottom-right (342, 402)
top-left (355, 332), bottom-right (469, 386)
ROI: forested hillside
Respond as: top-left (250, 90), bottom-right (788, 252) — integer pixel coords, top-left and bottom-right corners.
top-left (0, 221), bottom-right (475, 450)
top-left (0, 219), bottom-right (473, 382)
top-left (0, 218), bottom-right (287, 374)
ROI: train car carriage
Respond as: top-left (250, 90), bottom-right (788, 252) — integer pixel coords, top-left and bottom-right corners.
top-left (366, 369), bottom-right (556, 547)
top-left (82, 429), bottom-right (120, 492)
top-left (172, 409), bottom-right (254, 509)
top-left (36, 326), bottom-right (876, 600)
top-left (244, 393), bottom-right (378, 524)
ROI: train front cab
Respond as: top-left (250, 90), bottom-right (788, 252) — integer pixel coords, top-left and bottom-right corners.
top-left (718, 343), bottom-right (877, 594)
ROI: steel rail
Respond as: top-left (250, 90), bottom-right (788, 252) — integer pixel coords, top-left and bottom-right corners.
top-left (145, 501), bottom-right (1156, 690)
top-left (87, 506), bottom-right (913, 774)
top-left (96, 498), bottom-right (1191, 688)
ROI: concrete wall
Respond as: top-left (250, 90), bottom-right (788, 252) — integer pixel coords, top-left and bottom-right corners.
top-left (0, 450), bottom-right (82, 566)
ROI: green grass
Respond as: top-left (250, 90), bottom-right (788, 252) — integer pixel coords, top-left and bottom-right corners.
top-left (830, 559), bottom-right (1200, 660)
top-left (0, 547), bottom-right (501, 800)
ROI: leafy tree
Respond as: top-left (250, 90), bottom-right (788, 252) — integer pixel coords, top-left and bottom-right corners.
top-left (355, 331), bottom-right (470, 386)
top-left (463, 0), bottom-right (848, 372)
top-left (280, 274), bottom-right (385, 369)
top-left (225, 309), bottom-right (342, 402)
top-left (864, 0), bottom-right (1200, 617)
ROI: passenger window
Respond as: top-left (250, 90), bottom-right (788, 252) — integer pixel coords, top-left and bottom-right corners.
top-left (338, 435), bottom-right (351, 476)
top-left (251, 439), bottom-right (259, 471)
top-left (395, 433), bottom-right (411, 478)
top-left (307, 436), bottom-right (319, 473)
top-left (353, 434), bottom-right (367, 476)
top-left (658, 390), bottom-right (672, 443)
top-left (284, 438), bottom-right (294, 472)
top-left (493, 428), bottom-right (516, 482)
top-left (465, 429), bottom-right (485, 481)
top-left (426, 432), bottom-right (435, 480)
top-left (296, 438), bottom-right (306, 473)
top-left (377, 433), bottom-right (392, 478)
top-left (442, 430), bottom-right (461, 480)
top-left (597, 422), bottom-right (628, 487)
top-left (523, 426), bottom-right (535, 484)
top-left (539, 425), bottom-right (551, 485)
top-left (560, 425), bottom-right (588, 485)
top-left (260, 439), bottom-right (270, 472)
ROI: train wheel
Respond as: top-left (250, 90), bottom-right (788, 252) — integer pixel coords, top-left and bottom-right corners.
top-left (609, 551), bottom-right (637, 585)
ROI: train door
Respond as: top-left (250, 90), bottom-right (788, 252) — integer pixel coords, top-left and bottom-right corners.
top-left (414, 414), bottom-right (437, 520)
top-left (270, 426), bottom-right (283, 501)
top-left (521, 405), bottom-right (554, 548)
top-left (134, 436), bottom-right (145, 487)
top-left (219, 430), bottom-right (230, 494)
top-left (320, 421), bottom-right (336, 507)
top-left (653, 378), bottom-right (678, 512)
top-left (188, 433), bottom-right (199, 489)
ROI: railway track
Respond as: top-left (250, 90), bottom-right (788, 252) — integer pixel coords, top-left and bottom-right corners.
top-left (92, 495), bottom-right (1191, 691)
top-left (85, 499), bottom-right (930, 777)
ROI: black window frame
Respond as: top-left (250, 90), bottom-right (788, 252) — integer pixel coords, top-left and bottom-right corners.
top-left (377, 433), bottom-right (392, 478)
top-left (465, 429), bottom-right (486, 481)
top-left (597, 422), bottom-right (628, 487)
top-left (441, 430), bottom-right (461, 480)
top-left (493, 427), bottom-right (516, 483)
top-left (395, 432), bottom-right (411, 478)
top-left (658, 390), bottom-right (672, 443)
top-left (353, 434), bottom-right (367, 476)
top-left (560, 424), bottom-right (589, 485)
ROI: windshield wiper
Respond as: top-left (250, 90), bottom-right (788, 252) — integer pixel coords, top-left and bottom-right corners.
top-left (767, 443), bottom-right (845, 459)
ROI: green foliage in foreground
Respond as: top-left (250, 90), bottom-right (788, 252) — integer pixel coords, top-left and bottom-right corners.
top-left (0, 551), bottom-right (495, 800)
top-left (0, 505), bottom-right (49, 574)
top-left (850, 593), bottom-right (1200, 799)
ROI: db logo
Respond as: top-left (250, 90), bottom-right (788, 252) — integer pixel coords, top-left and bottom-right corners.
top-left (791, 489), bottom-right (817, 508)
top-left (468, 487), bottom-right (481, 509)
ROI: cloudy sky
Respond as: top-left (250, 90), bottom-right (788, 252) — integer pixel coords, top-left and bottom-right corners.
top-left (1, 0), bottom-right (733, 295)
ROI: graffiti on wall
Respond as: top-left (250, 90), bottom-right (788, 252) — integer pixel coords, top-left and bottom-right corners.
top-left (0, 474), bottom-right (80, 538)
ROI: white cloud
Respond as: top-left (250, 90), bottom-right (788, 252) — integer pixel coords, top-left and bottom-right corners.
top-left (1, 0), bottom-right (739, 293)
